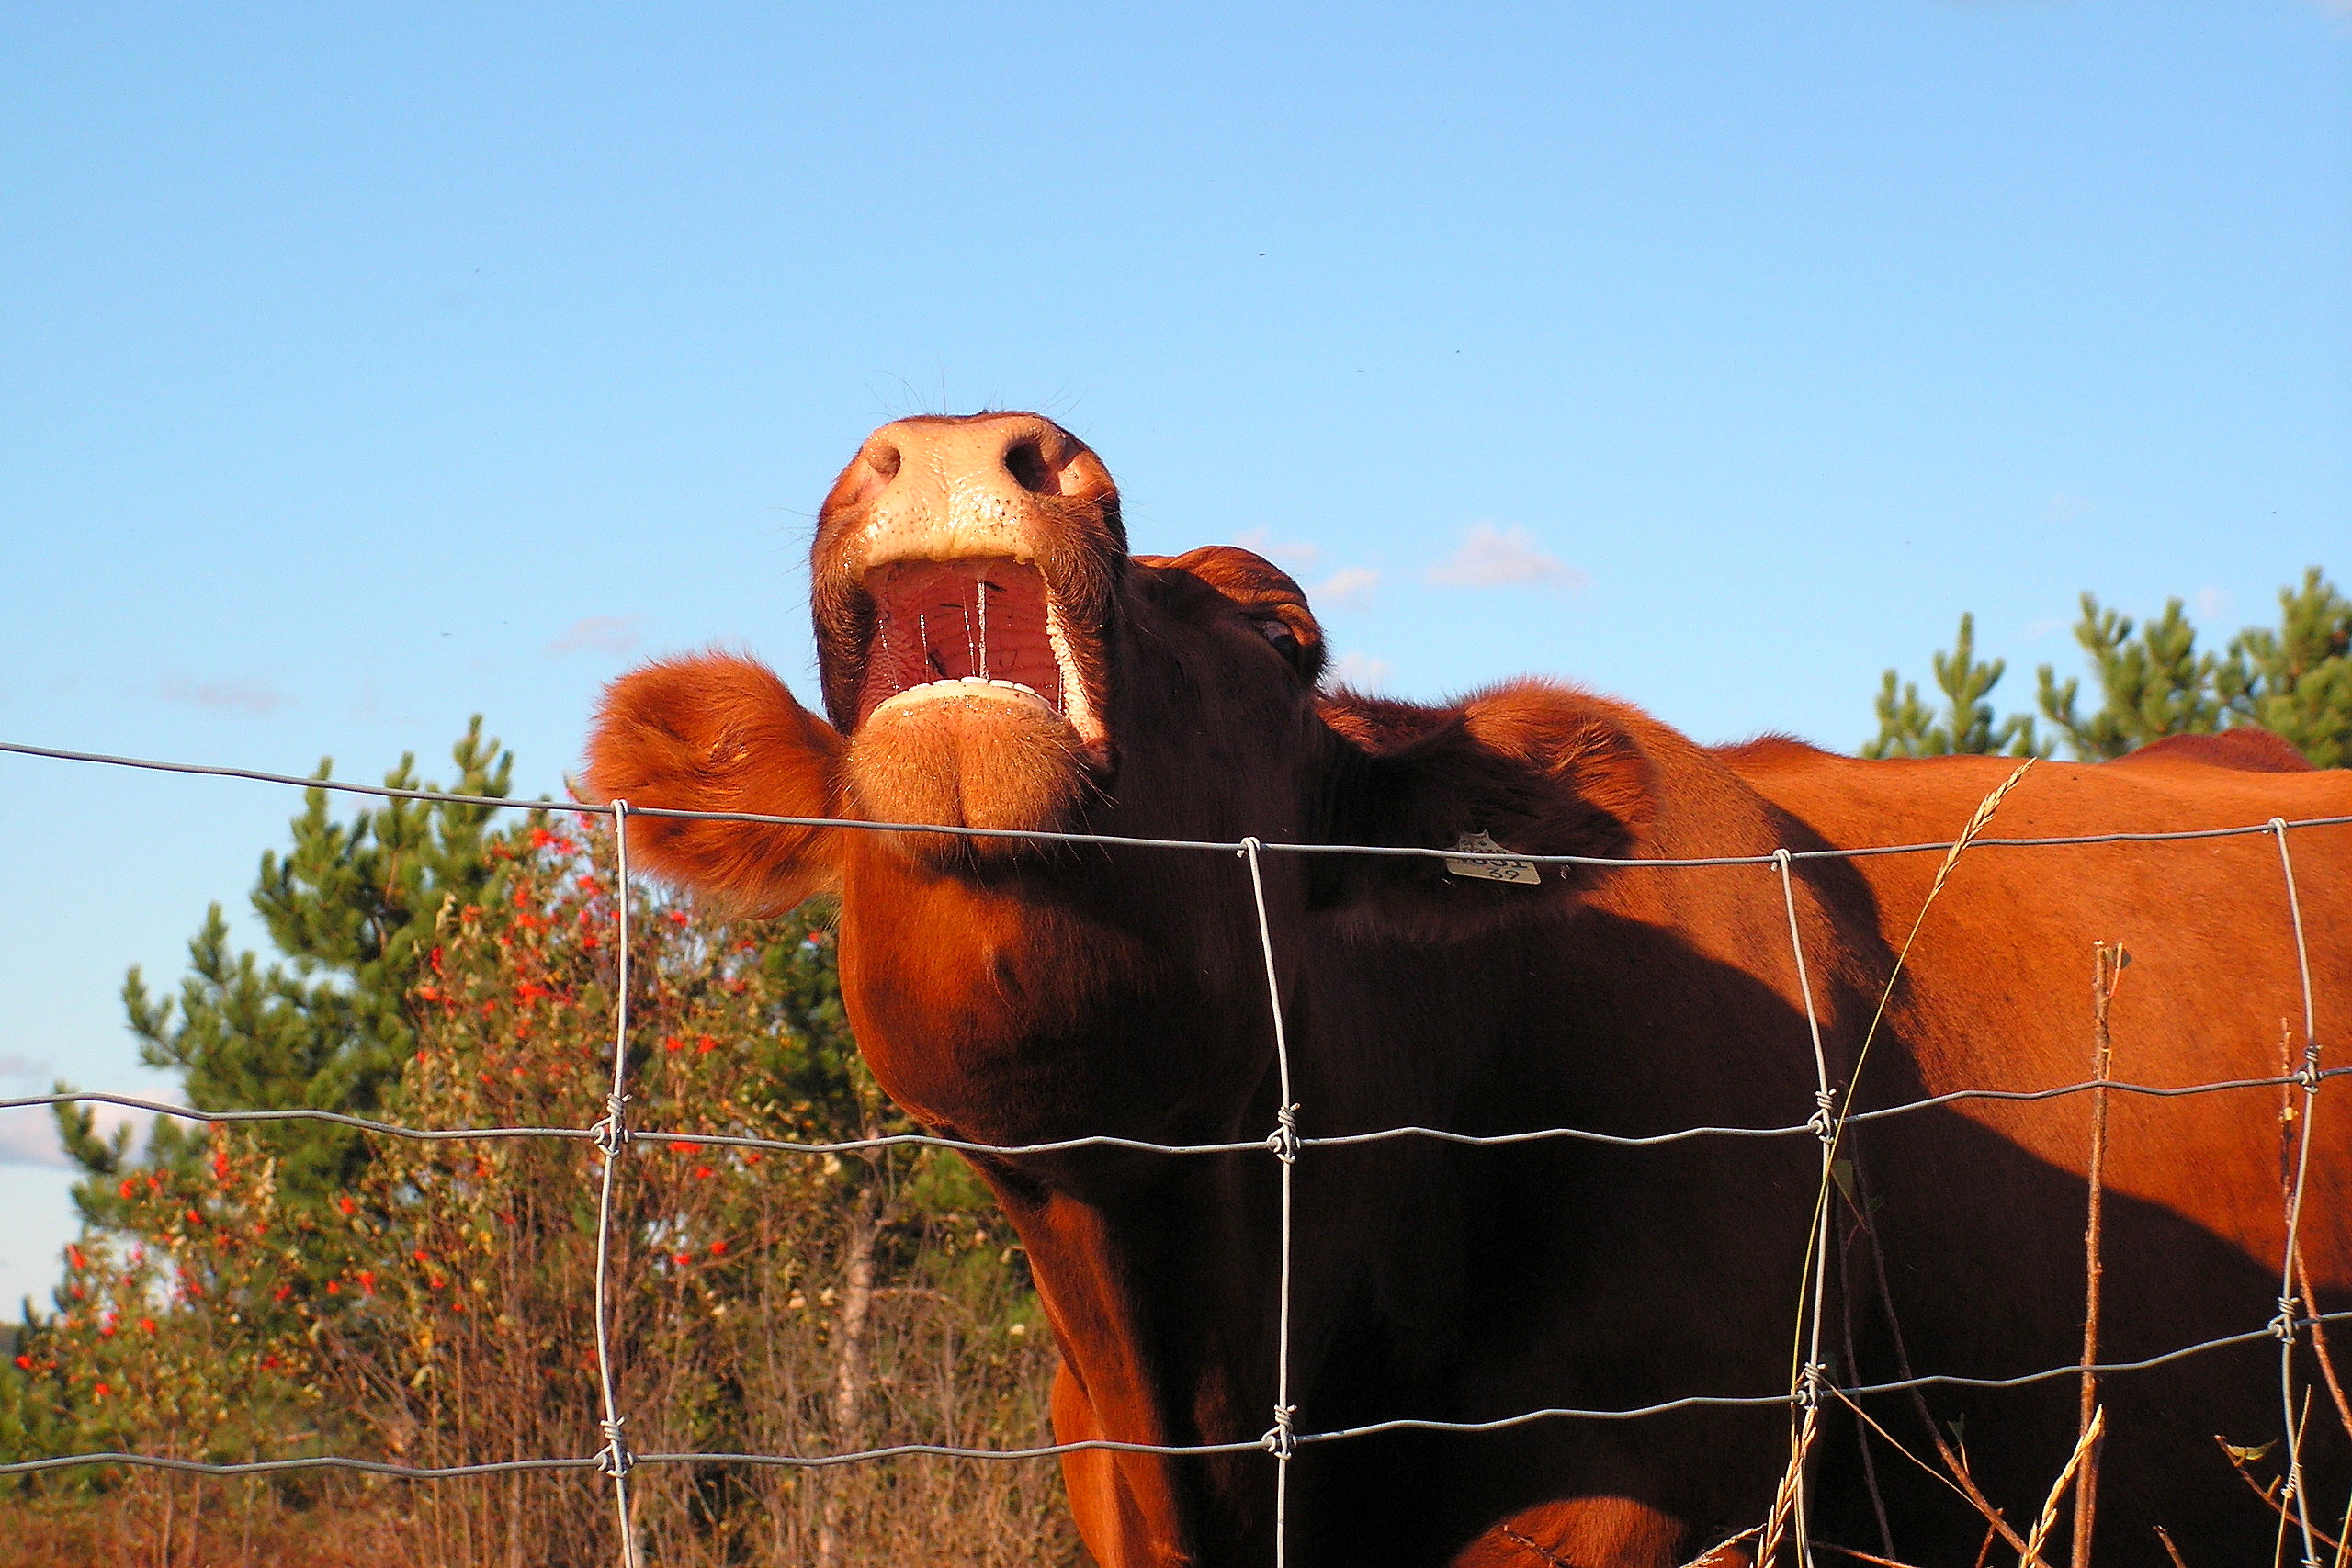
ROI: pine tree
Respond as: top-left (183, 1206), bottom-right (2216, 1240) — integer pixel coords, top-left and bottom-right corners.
top-left (1868, 568), bottom-right (2347, 765)
top-left (2036, 595), bottom-right (2226, 759)
top-left (1862, 613), bottom-right (2044, 759)
top-left (2216, 568), bottom-right (2352, 769)
top-left (51, 720), bottom-right (525, 1258)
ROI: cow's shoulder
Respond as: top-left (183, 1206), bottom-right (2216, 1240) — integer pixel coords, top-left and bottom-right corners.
top-left (1713, 733), bottom-right (1834, 772)
top-left (2110, 728), bottom-right (2312, 773)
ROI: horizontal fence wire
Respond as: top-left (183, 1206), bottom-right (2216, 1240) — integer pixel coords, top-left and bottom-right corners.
top-left (2, 735), bottom-right (2344, 1564)
top-left (6, 740), bottom-right (2350, 863)
top-left (9, 1311), bottom-right (2350, 1480)
top-left (11, 1066), bottom-right (2350, 1158)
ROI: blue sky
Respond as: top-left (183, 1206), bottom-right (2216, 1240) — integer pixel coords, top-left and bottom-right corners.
top-left (2, 0), bottom-right (2346, 1309)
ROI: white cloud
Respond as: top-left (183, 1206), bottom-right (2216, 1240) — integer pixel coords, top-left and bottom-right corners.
top-left (1326, 651), bottom-right (1394, 691)
top-left (157, 677), bottom-right (295, 715)
top-left (0, 1110), bottom-right (69, 1168)
top-left (1311, 568), bottom-right (1378, 611)
top-left (547, 615), bottom-right (647, 658)
top-left (1426, 525), bottom-right (1587, 592)
top-left (2192, 586), bottom-right (2231, 624)
top-left (2044, 493), bottom-right (2095, 524)
top-left (0, 1055), bottom-right (175, 1170)
top-left (0, 1095), bottom-right (174, 1169)
top-left (1231, 529), bottom-right (1326, 569)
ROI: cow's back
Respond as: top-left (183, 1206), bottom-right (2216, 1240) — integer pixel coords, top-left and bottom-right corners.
top-left (1720, 737), bottom-right (2351, 1553)
top-left (1724, 738), bottom-right (2351, 1271)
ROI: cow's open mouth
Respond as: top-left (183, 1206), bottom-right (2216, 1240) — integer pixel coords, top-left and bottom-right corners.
top-left (854, 558), bottom-right (1100, 743)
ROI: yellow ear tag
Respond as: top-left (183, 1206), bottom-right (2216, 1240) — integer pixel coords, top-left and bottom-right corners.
top-left (1444, 831), bottom-right (1541, 886)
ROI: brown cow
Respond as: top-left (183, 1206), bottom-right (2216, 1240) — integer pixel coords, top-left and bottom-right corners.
top-left (586, 412), bottom-right (2351, 1567)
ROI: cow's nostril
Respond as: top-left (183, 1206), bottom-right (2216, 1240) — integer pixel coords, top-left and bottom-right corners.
top-left (865, 441), bottom-right (902, 480)
top-left (1003, 440), bottom-right (1052, 495)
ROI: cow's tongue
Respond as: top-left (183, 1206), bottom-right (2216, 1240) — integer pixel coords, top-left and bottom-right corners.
top-left (856, 558), bottom-right (1065, 726)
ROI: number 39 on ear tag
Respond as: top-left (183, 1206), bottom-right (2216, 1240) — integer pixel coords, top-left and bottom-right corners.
top-left (1445, 831), bottom-right (1541, 885)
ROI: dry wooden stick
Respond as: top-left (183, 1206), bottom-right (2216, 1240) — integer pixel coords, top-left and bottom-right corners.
top-left (2217, 1417), bottom-right (2345, 1556)
top-left (1849, 1199), bottom-right (2034, 1561)
top-left (2075, 942), bottom-right (2123, 1568)
top-left (2293, 1244), bottom-right (2352, 1568)
top-left (1776, 760), bottom-right (2036, 1568)
top-left (1831, 1388), bottom-right (2031, 1558)
top-left (1815, 1543), bottom-right (1933, 1568)
top-left (2297, 1246), bottom-right (2352, 1448)
top-left (2272, 1019), bottom-right (2351, 1568)
top-left (1759, 1404), bottom-right (1822, 1565)
top-left (1844, 1189), bottom-right (2113, 1568)
top-left (2020, 1406), bottom-right (2104, 1568)
top-left (2280, 1021), bottom-right (2352, 1461)
top-left (1679, 1524), bottom-right (1764, 1567)
top-left (2283, 1021), bottom-right (2301, 1223)
top-left (1838, 1216), bottom-right (1897, 1559)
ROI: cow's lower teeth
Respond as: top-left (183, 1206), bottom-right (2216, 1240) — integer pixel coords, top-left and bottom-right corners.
top-left (898, 677), bottom-right (1055, 712)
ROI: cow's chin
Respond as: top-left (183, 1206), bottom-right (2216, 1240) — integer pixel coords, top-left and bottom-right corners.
top-left (845, 690), bottom-right (1091, 855)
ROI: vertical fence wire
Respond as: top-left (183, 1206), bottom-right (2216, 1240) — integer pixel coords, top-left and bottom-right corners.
top-left (2270, 818), bottom-right (2324, 1568)
top-left (1772, 849), bottom-right (1837, 1564)
top-left (591, 800), bottom-right (643, 1568)
top-left (1241, 838), bottom-right (1300, 1568)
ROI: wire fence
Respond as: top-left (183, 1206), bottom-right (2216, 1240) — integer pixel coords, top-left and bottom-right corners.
top-left (0, 738), bottom-right (2344, 1566)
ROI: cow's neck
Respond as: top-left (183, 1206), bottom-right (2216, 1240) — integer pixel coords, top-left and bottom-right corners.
top-left (975, 1134), bottom-right (1284, 1568)
top-left (836, 845), bottom-right (1289, 1149)
top-left (834, 851), bottom-right (1301, 1562)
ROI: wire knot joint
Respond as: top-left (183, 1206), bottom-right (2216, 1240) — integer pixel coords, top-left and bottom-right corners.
top-left (1261, 1404), bottom-right (1298, 1461)
top-left (1807, 1089), bottom-right (1838, 1144)
top-left (2272, 1296), bottom-right (2301, 1344)
top-left (593, 1093), bottom-right (633, 1158)
top-left (596, 1416), bottom-right (634, 1478)
top-left (1794, 1361), bottom-right (1830, 1411)
top-left (1268, 1103), bottom-right (1300, 1164)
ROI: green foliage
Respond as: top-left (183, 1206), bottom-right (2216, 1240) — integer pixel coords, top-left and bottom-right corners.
top-left (6, 743), bottom-right (1066, 1561)
top-left (20, 1138), bottom-right (328, 1472)
top-left (2216, 568), bottom-right (2352, 769)
top-left (53, 720), bottom-right (522, 1255)
top-left (224, 821), bottom-right (1046, 1557)
top-left (1871, 569), bottom-right (2349, 766)
top-left (1862, 613), bottom-right (2044, 759)
top-left (2036, 595), bottom-right (2228, 760)
top-left (0, 1322), bottom-right (74, 1492)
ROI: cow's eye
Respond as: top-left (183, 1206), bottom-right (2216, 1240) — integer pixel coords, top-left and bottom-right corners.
top-left (1250, 616), bottom-right (1298, 653)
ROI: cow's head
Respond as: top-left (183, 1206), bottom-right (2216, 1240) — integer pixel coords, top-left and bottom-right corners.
top-left (808, 412), bottom-right (1327, 853)
top-left (586, 413), bottom-right (1653, 1139)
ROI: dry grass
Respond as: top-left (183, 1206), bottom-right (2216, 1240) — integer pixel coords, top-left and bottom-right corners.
top-left (0, 1450), bottom-right (1079, 1568)
top-left (2, 856), bottom-right (1082, 1568)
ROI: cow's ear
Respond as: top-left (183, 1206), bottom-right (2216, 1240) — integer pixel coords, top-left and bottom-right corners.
top-left (1313, 682), bottom-right (1655, 929)
top-left (584, 653), bottom-right (848, 918)
top-left (1139, 545), bottom-right (1327, 685)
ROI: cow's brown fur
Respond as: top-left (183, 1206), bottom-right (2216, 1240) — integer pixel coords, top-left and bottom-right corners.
top-left (587, 414), bottom-right (2350, 1567)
